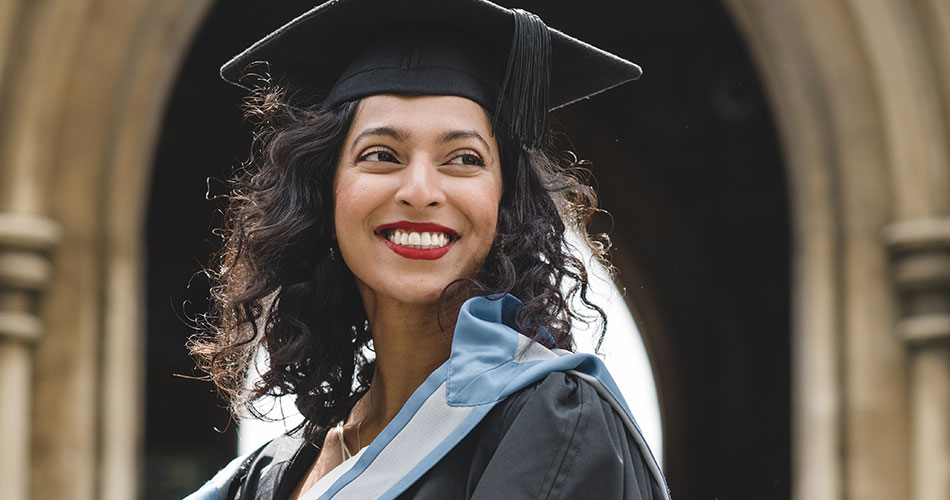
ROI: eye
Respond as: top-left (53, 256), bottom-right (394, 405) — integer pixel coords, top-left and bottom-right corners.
top-left (358, 149), bottom-right (399, 163)
top-left (445, 152), bottom-right (485, 167)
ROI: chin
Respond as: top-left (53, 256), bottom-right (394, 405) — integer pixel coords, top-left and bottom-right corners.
top-left (391, 282), bottom-right (455, 306)
top-left (358, 276), bottom-right (456, 308)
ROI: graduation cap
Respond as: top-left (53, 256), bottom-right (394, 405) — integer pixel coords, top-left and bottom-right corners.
top-left (221, 0), bottom-right (641, 149)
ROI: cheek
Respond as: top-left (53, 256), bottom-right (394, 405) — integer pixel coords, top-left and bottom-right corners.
top-left (333, 174), bottom-right (373, 240)
top-left (461, 180), bottom-right (502, 246)
top-left (480, 197), bottom-right (500, 233)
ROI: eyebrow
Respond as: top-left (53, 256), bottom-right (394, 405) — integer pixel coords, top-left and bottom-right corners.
top-left (350, 127), bottom-right (492, 154)
top-left (439, 129), bottom-right (491, 152)
top-left (351, 126), bottom-right (411, 146)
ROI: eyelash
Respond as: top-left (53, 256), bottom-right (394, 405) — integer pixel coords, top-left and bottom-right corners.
top-left (356, 148), bottom-right (486, 167)
top-left (448, 151), bottom-right (485, 167)
top-left (357, 148), bottom-right (398, 163)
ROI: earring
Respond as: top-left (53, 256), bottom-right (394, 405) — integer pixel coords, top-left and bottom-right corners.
top-left (328, 246), bottom-right (336, 261)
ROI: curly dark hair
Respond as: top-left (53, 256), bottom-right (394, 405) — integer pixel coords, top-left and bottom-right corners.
top-left (189, 84), bottom-right (611, 443)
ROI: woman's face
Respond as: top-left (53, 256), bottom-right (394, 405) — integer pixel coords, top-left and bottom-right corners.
top-left (334, 94), bottom-right (503, 307)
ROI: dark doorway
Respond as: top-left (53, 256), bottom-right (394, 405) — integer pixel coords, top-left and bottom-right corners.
top-left (146, 1), bottom-right (790, 499)
top-left (518, 1), bottom-right (792, 498)
top-left (145, 2), bottom-right (318, 499)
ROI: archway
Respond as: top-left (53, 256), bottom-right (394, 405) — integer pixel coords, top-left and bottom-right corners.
top-left (3, 0), bottom-right (940, 499)
top-left (146, 1), bottom-right (790, 499)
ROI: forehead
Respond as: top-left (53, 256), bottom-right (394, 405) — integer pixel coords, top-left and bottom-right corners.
top-left (348, 94), bottom-right (495, 138)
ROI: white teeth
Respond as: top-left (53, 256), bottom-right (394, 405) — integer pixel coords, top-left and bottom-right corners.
top-left (386, 230), bottom-right (452, 249)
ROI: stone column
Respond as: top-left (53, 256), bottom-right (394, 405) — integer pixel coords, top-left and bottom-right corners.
top-left (886, 216), bottom-right (950, 500)
top-left (0, 213), bottom-right (59, 500)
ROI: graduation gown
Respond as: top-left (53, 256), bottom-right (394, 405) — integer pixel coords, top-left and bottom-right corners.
top-left (185, 295), bottom-right (670, 500)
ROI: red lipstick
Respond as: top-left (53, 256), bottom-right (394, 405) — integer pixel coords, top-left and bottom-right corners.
top-left (374, 221), bottom-right (458, 260)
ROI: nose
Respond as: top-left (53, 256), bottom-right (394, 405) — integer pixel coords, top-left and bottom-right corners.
top-left (394, 159), bottom-right (445, 209)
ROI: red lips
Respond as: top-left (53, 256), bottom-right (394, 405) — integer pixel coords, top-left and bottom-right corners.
top-left (374, 221), bottom-right (459, 260)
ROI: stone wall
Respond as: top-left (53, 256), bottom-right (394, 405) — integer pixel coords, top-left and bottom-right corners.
top-left (725, 0), bottom-right (950, 498)
top-left (0, 2), bottom-right (210, 499)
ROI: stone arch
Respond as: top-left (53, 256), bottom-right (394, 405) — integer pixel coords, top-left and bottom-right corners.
top-left (0, 1), bottom-right (945, 499)
top-left (724, 1), bottom-right (949, 499)
top-left (0, 1), bottom-right (212, 499)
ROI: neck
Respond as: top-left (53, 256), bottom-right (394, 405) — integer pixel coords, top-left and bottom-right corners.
top-left (353, 294), bottom-right (462, 432)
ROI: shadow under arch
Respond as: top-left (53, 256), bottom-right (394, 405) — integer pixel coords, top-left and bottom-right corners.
top-left (516, 0), bottom-right (792, 498)
top-left (144, 2), bottom-right (321, 498)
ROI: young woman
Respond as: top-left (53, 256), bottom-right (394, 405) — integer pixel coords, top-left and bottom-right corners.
top-left (186, 0), bottom-right (670, 498)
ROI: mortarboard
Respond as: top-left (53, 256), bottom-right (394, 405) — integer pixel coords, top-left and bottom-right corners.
top-left (221, 0), bottom-right (641, 149)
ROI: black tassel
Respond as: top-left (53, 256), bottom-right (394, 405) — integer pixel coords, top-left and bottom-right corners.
top-left (494, 9), bottom-right (551, 150)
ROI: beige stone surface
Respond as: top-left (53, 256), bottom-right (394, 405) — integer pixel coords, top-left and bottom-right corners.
top-left (911, 348), bottom-right (950, 500)
top-left (724, 0), bottom-right (950, 498)
top-left (0, 342), bottom-right (30, 500)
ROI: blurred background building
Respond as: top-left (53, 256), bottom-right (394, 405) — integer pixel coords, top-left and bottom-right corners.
top-left (0, 0), bottom-right (947, 499)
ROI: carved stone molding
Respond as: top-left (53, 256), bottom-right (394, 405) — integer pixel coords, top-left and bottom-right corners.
top-left (885, 216), bottom-right (950, 346)
top-left (0, 212), bottom-right (60, 344)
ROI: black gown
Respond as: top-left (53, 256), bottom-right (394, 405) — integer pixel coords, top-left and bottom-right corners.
top-left (224, 372), bottom-right (666, 500)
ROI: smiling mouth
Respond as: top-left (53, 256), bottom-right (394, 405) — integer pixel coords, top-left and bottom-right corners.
top-left (374, 222), bottom-right (459, 260)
